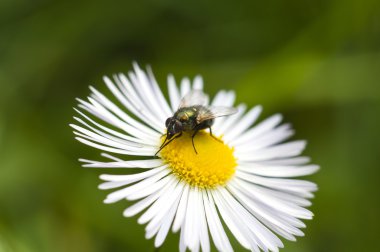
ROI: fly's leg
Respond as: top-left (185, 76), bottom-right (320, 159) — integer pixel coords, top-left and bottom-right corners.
top-left (208, 127), bottom-right (222, 142)
top-left (191, 120), bottom-right (217, 154)
top-left (155, 134), bottom-right (168, 156)
top-left (155, 132), bottom-right (182, 156)
top-left (191, 130), bottom-right (199, 154)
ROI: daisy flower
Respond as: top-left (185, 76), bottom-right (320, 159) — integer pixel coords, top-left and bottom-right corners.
top-left (71, 63), bottom-right (319, 252)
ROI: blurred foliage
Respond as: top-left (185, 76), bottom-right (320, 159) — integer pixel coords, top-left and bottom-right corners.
top-left (0, 0), bottom-right (379, 251)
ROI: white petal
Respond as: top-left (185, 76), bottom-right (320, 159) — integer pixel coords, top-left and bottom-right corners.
top-left (131, 63), bottom-right (167, 121)
top-left (179, 226), bottom-right (186, 252)
top-left (123, 194), bottom-right (159, 218)
top-left (180, 77), bottom-right (191, 97)
top-left (99, 166), bottom-right (165, 190)
top-left (90, 84), bottom-right (160, 137)
top-left (102, 169), bottom-right (170, 203)
top-left (184, 188), bottom-right (197, 249)
top-left (154, 194), bottom-right (181, 247)
top-left (231, 114), bottom-right (283, 146)
top-left (253, 156), bottom-right (311, 166)
top-left (72, 124), bottom-right (155, 152)
top-left (88, 89), bottom-right (158, 140)
top-left (192, 75), bottom-right (203, 90)
top-left (146, 182), bottom-right (184, 233)
top-left (75, 137), bottom-right (153, 156)
top-left (127, 174), bottom-right (175, 201)
top-left (202, 190), bottom-right (232, 252)
top-left (139, 178), bottom-right (180, 225)
top-left (213, 90), bottom-right (235, 107)
top-left (123, 177), bottom-right (175, 217)
top-left (198, 191), bottom-right (210, 252)
top-left (129, 66), bottom-right (162, 120)
top-left (188, 188), bottom-right (201, 251)
top-left (214, 104), bottom-right (247, 136)
top-left (111, 74), bottom-right (164, 131)
top-left (234, 124), bottom-right (294, 153)
top-left (223, 105), bottom-right (262, 143)
top-left (146, 66), bottom-right (173, 117)
top-left (236, 170), bottom-right (318, 193)
top-left (218, 188), bottom-right (283, 251)
top-left (210, 190), bottom-right (252, 250)
top-left (233, 176), bottom-right (312, 207)
top-left (211, 91), bottom-right (236, 130)
top-left (231, 178), bottom-right (314, 219)
top-left (236, 141), bottom-right (307, 162)
top-left (210, 90), bottom-right (227, 106)
top-left (172, 184), bottom-right (190, 232)
top-left (228, 183), bottom-right (304, 239)
top-left (145, 182), bottom-right (183, 243)
top-left (167, 75), bottom-right (181, 112)
top-left (73, 110), bottom-right (153, 145)
top-left (81, 158), bottom-right (163, 169)
top-left (79, 96), bottom-right (158, 141)
top-left (99, 165), bottom-right (166, 182)
top-left (238, 164), bottom-right (320, 177)
top-left (117, 73), bottom-right (164, 130)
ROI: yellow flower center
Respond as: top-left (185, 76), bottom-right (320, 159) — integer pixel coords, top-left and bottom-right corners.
top-left (160, 131), bottom-right (237, 188)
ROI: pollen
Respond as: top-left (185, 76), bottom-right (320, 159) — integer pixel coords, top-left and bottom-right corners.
top-left (160, 131), bottom-right (237, 188)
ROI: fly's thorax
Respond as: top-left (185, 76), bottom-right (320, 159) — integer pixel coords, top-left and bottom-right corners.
top-left (175, 107), bottom-right (198, 131)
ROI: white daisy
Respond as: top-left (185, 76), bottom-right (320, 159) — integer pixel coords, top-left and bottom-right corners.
top-left (71, 63), bottom-right (319, 252)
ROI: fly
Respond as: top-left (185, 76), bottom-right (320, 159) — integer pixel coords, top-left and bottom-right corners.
top-left (155, 90), bottom-right (238, 155)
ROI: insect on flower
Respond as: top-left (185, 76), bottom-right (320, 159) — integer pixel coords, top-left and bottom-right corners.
top-left (71, 63), bottom-right (319, 252)
top-left (156, 90), bottom-right (238, 155)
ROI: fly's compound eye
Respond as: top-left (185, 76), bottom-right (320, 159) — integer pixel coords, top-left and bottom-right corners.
top-left (173, 121), bottom-right (183, 133)
top-left (165, 117), bottom-right (172, 127)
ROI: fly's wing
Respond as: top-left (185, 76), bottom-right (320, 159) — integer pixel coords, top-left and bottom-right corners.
top-left (196, 106), bottom-right (238, 123)
top-left (178, 90), bottom-right (208, 108)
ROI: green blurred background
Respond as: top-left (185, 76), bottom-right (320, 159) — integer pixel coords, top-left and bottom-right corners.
top-left (0, 0), bottom-right (379, 251)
